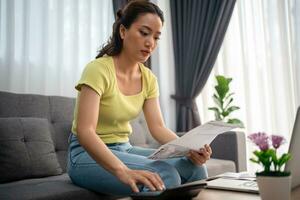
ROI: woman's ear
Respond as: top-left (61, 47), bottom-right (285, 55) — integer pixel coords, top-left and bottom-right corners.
top-left (119, 24), bottom-right (126, 40)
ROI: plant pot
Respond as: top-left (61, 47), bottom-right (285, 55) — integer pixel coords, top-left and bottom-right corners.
top-left (256, 174), bottom-right (291, 200)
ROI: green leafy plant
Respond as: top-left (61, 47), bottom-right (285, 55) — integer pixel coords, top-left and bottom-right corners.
top-left (208, 75), bottom-right (244, 127)
top-left (248, 133), bottom-right (291, 176)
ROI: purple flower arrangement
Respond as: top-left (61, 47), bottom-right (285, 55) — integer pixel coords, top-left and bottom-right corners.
top-left (248, 132), bottom-right (291, 176)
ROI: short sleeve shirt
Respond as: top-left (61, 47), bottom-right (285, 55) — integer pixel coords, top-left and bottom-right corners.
top-left (71, 56), bottom-right (159, 143)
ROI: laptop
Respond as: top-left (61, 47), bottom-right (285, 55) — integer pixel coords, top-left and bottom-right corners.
top-left (206, 106), bottom-right (300, 193)
top-left (285, 106), bottom-right (300, 189)
top-left (130, 181), bottom-right (207, 200)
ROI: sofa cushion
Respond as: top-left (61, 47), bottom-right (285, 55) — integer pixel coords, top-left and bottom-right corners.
top-left (0, 174), bottom-right (112, 200)
top-left (206, 158), bottom-right (236, 177)
top-left (0, 117), bottom-right (62, 183)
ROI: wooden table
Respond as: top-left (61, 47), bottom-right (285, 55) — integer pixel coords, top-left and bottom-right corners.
top-left (194, 186), bottom-right (300, 200)
top-left (118, 185), bottom-right (300, 200)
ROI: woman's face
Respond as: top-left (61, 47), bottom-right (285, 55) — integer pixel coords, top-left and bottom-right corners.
top-left (120, 13), bottom-right (162, 63)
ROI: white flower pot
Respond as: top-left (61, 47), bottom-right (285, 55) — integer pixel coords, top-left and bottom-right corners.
top-left (256, 175), bottom-right (291, 200)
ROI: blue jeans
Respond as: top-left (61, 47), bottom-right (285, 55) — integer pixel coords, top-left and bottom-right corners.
top-left (67, 134), bottom-right (208, 196)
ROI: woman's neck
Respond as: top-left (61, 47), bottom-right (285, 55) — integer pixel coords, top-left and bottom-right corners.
top-left (113, 53), bottom-right (139, 75)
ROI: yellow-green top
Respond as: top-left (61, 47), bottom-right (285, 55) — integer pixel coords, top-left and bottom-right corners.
top-left (71, 56), bottom-right (159, 143)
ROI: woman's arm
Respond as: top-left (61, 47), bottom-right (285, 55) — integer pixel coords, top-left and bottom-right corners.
top-left (142, 98), bottom-right (178, 144)
top-left (76, 85), bottom-right (164, 192)
top-left (143, 98), bottom-right (212, 165)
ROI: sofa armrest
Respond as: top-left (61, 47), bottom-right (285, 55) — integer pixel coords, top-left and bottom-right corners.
top-left (210, 131), bottom-right (247, 172)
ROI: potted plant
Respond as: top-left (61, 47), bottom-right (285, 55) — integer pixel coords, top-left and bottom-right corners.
top-left (248, 132), bottom-right (292, 200)
top-left (208, 75), bottom-right (244, 127)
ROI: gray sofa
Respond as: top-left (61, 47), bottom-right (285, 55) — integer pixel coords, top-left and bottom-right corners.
top-left (0, 91), bottom-right (246, 200)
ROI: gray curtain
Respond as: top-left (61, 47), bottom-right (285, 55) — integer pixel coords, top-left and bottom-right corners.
top-left (170, 0), bottom-right (236, 131)
top-left (112, 0), bottom-right (128, 17)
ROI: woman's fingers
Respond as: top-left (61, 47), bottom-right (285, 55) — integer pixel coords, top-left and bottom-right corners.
top-left (128, 170), bottom-right (165, 192)
top-left (187, 151), bottom-right (204, 165)
top-left (200, 148), bottom-right (210, 160)
top-left (189, 155), bottom-right (203, 165)
top-left (188, 147), bottom-right (212, 165)
top-left (128, 179), bottom-right (140, 193)
top-left (136, 174), bottom-right (156, 191)
top-left (192, 151), bottom-right (206, 164)
top-left (144, 172), bottom-right (165, 190)
top-left (145, 171), bottom-right (165, 190)
top-left (186, 144), bottom-right (212, 166)
top-left (154, 173), bottom-right (165, 189)
top-left (204, 144), bottom-right (212, 155)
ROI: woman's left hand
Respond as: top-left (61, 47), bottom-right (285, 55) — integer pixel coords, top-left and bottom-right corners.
top-left (186, 144), bottom-right (212, 166)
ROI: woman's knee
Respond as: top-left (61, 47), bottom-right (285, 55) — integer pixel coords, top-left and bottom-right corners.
top-left (171, 158), bottom-right (208, 183)
top-left (190, 164), bottom-right (208, 181)
top-left (148, 161), bottom-right (181, 188)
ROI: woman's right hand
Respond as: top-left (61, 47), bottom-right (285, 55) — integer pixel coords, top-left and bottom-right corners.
top-left (115, 168), bottom-right (165, 193)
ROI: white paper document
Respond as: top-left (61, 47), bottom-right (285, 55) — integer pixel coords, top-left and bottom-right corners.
top-left (148, 121), bottom-right (240, 160)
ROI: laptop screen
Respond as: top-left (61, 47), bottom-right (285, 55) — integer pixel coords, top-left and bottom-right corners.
top-left (285, 106), bottom-right (300, 189)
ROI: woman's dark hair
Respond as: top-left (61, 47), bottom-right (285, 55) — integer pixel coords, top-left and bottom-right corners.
top-left (96, 0), bottom-right (164, 58)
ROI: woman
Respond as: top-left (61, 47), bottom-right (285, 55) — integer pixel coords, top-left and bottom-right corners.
top-left (67, 0), bottom-right (211, 196)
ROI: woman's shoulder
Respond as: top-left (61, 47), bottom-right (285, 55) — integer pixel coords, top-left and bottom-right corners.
top-left (84, 56), bottom-right (113, 74)
top-left (88, 56), bottom-right (112, 67)
top-left (140, 63), bottom-right (157, 80)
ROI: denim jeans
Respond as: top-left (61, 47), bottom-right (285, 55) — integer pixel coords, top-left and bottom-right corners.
top-left (67, 134), bottom-right (208, 196)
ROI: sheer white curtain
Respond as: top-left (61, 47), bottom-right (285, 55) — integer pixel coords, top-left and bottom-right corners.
top-left (196, 0), bottom-right (300, 171)
top-left (0, 0), bottom-right (114, 97)
top-left (152, 0), bottom-right (176, 131)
